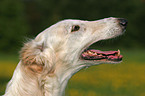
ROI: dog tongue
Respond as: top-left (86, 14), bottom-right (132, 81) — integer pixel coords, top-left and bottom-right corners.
top-left (90, 49), bottom-right (118, 55)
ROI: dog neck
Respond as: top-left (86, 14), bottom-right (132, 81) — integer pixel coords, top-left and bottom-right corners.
top-left (4, 61), bottom-right (85, 96)
top-left (42, 62), bottom-right (85, 96)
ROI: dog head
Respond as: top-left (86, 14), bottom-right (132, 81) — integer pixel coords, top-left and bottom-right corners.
top-left (20, 17), bottom-right (127, 76)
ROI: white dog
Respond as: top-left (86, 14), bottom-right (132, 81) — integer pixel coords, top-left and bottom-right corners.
top-left (4, 17), bottom-right (127, 96)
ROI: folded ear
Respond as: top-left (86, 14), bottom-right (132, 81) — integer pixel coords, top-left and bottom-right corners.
top-left (20, 40), bottom-right (45, 73)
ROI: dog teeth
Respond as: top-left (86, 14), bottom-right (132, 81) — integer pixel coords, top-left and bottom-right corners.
top-left (94, 52), bottom-right (97, 55)
top-left (118, 49), bottom-right (120, 56)
top-left (88, 51), bottom-right (93, 54)
top-left (87, 51), bottom-right (97, 55)
top-left (83, 52), bottom-right (88, 55)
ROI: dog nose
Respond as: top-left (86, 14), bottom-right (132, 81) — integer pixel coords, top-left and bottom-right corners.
top-left (118, 18), bottom-right (128, 27)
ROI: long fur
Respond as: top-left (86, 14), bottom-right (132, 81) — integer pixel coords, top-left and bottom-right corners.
top-left (4, 17), bottom-right (125, 96)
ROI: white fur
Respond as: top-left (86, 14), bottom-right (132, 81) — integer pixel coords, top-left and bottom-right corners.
top-left (4, 17), bottom-right (125, 96)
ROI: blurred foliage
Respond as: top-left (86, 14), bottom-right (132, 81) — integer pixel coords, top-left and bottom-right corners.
top-left (0, 0), bottom-right (145, 53)
top-left (0, 0), bottom-right (29, 53)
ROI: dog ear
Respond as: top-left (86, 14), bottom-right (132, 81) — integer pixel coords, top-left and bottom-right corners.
top-left (20, 40), bottom-right (45, 73)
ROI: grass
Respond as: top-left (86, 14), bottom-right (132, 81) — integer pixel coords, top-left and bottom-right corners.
top-left (0, 49), bottom-right (145, 96)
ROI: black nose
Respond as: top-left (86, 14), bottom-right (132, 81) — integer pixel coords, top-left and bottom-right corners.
top-left (118, 18), bottom-right (128, 27)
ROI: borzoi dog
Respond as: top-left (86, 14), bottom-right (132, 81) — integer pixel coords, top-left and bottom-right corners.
top-left (4, 17), bottom-right (127, 96)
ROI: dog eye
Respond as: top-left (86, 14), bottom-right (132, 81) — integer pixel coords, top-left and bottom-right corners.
top-left (71, 25), bottom-right (80, 32)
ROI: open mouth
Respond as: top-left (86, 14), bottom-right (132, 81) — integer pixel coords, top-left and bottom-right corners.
top-left (79, 18), bottom-right (127, 63)
top-left (81, 49), bottom-right (123, 62)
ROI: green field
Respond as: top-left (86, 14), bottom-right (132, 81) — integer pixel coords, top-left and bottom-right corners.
top-left (0, 49), bottom-right (145, 96)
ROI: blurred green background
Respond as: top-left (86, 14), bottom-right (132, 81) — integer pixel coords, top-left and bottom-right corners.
top-left (0, 0), bottom-right (145, 95)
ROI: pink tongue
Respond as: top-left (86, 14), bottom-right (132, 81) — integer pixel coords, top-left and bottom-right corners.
top-left (90, 49), bottom-right (118, 55)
